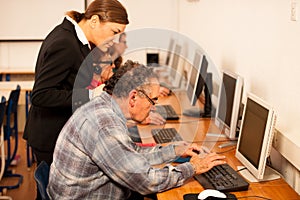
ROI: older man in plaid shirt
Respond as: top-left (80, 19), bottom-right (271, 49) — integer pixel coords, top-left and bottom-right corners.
top-left (47, 61), bottom-right (225, 199)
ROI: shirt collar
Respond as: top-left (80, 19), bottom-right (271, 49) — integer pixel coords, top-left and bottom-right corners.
top-left (102, 92), bottom-right (127, 123)
top-left (65, 15), bottom-right (91, 49)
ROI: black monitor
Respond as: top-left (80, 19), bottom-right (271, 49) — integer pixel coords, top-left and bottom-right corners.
top-left (186, 51), bottom-right (204, 106)
top-left (146, 53), bottom-right (159, 67)
top-left (183, 53), bottom-right (213, 118)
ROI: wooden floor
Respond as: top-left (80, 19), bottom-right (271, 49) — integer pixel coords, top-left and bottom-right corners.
top-left (0, 132), bottom-right (37, 200)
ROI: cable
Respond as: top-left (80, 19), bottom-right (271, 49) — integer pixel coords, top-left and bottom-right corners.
top-left (236, 167), bottom-right (247, 173)
top-left (165, 119), bottom-right (202, 124)
top-left (236, 196), bottom-right (271, 200)
top-left (186, 139), bottom-right (232, 143)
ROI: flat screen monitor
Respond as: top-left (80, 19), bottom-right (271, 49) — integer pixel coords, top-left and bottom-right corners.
top-left (165, 38), bottom-right (175, 66)
top-left (170, 44), bottom-right (181, 79)
top-left (186, 51), bottom-right (202, 105)
top-left (146, 53), bottom-right (159, 66)
top-left (187, 54), bottom-right (208, 106)
top-left (235, 93), bottom-right (279, 181)
top-left (215, 70), bottom-right (244, 140)
top-left (169, 44), bottom-right (182, 88)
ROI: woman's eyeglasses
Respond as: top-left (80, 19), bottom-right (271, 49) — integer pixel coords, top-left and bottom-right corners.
top-left (93, 60), bottom-right (113, 74)
top-left (93, 60), bottom-right (113, 67)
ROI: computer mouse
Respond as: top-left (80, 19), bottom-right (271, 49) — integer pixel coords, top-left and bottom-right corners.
top-left (198, 189), bottom-right (226, 199)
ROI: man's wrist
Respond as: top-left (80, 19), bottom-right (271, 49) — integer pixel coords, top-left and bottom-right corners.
top-left (191, 162), bottom-right (197, 174)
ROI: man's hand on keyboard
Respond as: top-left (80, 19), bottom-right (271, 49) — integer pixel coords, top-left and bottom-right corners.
top-left (141, 111), bottom-right (166, 125)
top-left (190, 153), bottom-right (226, 174)
top-left (174, 142), bottom-right (210, 157)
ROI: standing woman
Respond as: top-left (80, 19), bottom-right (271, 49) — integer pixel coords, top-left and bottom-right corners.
top-left (23, 0), bottom-right (129, 169)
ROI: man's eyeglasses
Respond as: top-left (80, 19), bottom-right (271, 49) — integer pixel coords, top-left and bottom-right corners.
top-left (137, 90), bottom-right (158, 106)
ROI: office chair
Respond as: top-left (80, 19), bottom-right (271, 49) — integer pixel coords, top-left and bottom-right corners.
top-left (34, 161), bottom-right (50, 200)
top-left (0, 85), bottom-right (23, 192)
top-left (0, 97), bottom-right (13, 200)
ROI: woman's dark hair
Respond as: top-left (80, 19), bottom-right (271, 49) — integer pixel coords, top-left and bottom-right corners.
top-left (104, 60), bottom-right (158, 98)
top-left (66, 0), bottom-right (129, 24)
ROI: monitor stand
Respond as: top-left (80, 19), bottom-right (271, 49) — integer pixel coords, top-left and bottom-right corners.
top-left (205, 130), bottom-right (239, 148)
top-left (183, 107), bottom-right (210, 118)
top-left (218, 140), bottom-right (237, 148)
top-left (183, 75), bottom-right (215, 118)
top-left (237, 166), bottom-right (281, 182)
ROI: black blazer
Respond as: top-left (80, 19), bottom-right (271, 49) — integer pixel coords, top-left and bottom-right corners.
top-left (23, 18), bottom-right (93, 152)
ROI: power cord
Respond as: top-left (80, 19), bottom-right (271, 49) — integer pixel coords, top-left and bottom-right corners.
top-left (236, 196), bottom-right (271, 200)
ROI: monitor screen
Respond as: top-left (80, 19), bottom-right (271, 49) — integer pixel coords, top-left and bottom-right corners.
top-left (165, 38), bottom-right (175, 66)
top-left (170, 44), bottom-right (181, 80)
top-left (168, 44), bottom-right (183, 88)
top-left (215, 70), bottom-right (243, 140)
top-left (188, 54), bottom-right (208, 106)
top-left (186, 51), bottom-right (202, 104)
top-left (235, 93), bottom-right (277, 180)
top-left (146, 53), bottom-right (159, 66)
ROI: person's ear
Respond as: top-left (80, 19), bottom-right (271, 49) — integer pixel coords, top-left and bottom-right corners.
top-left (129, 90), bottom-right (137, 107)
top-left (90, 15), bottom-right (98, 28)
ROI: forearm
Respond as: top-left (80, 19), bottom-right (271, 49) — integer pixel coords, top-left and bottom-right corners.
top-left (136, 144), bottom-right (178, 165)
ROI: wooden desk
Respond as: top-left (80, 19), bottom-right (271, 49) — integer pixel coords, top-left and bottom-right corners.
top-left (0, 80), bottom-right (34, 91)
top-left (0, 68), bottom-right (34, 81)
top-left (156, 141), bottom-right (300, 199)
top-left (144, 91), bottom-right (300, 200)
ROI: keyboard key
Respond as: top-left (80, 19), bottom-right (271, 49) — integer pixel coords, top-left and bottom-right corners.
top-left (155, 105), bottom-right (179, 120)
top-left (151, 128), bottom-right (183, 143)
top-left (194, 163), bottom-right (249, 192)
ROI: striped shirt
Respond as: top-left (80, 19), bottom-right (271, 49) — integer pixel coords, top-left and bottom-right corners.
top-left (47, 92), bottom-right (194, 199)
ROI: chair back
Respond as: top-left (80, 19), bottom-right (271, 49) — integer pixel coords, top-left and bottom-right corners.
top-left (0, 96), bottom-right (6, 127)
top-left (3, 85), bottom-right (21, 165)
top-left (6, 85), bottom-right (20, 116)
top-left (34, 161), bottom-right (50, 200)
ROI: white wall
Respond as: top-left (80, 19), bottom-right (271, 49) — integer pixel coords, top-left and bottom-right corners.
top-left (0, 0), bottom-right (84, 40)
top-left (119, 0), bottom-right (179, 31)
top-left (178, 0), bottom-right (300, 147)
top-left (177, 0), bottom-right (300, 176)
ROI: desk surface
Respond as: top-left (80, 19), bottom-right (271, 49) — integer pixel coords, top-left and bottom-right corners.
top-left (0, 68), bottom-right (34, 74)
top-left (0, 81), bottom-right (34, 91)
top-left (143, 91), bottom-right (300, 200)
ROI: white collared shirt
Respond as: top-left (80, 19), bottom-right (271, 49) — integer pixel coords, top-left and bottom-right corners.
top-left (65, 15), bottom-right (91, 49)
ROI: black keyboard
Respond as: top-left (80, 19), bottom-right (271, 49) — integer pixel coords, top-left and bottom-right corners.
top-left (155, 105), bottom-right (179, 120)
top-left (151, 128), bottom-right (183, 143)
top-left (194, 163), bottom-right (249, 192)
